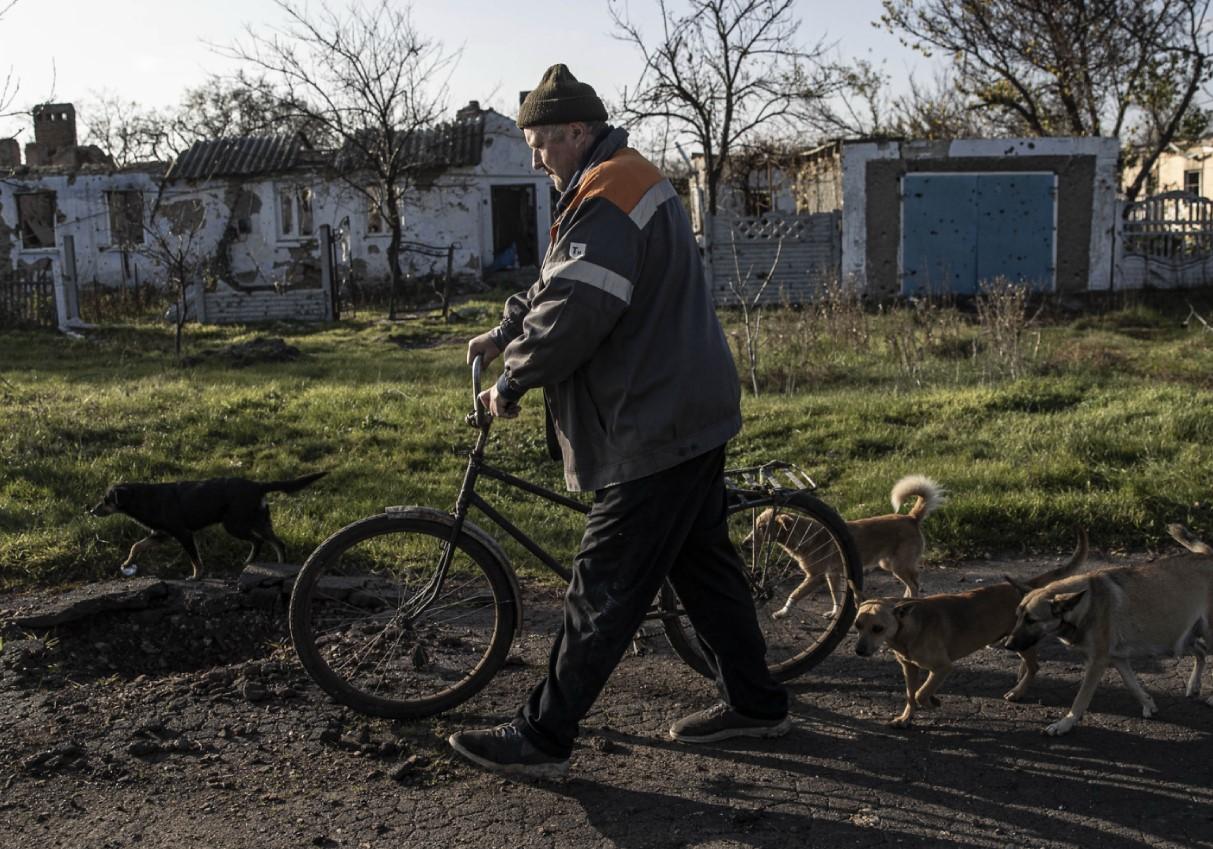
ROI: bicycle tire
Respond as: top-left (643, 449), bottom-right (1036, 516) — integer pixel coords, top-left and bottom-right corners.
top-left (663, 490), bottom-right (863, 681)
top-left (657, 580), bottom-right (712, 676)
top-left (289, 512), bottom-right (519, 719)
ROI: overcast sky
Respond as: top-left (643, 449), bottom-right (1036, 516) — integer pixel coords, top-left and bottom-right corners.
top-left (0, 0), bottom-right (932, 143)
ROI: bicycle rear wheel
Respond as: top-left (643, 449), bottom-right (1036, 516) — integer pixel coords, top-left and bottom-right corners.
top-left (664, 491), bottom-right (862, 681)
top-left (289, 511), bottom-right (518, 719)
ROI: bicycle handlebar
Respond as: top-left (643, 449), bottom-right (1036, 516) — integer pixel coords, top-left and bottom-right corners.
top-left (468, 353), bottom-right (489, 429)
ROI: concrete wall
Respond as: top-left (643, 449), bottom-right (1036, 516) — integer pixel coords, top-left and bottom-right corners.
top-left (841, 137), bottom-right (1120, 296)
top-left (709, 211), bottom-right (840, 305)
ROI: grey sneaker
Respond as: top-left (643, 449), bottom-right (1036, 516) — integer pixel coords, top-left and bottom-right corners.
top-left (448, 723), bottom-right (569, 780)
top-left (669, 703), bottom-right (792, 744)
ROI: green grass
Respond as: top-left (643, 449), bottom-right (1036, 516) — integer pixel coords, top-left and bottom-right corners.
top-left (2, 287), bottom-right (1212, 591)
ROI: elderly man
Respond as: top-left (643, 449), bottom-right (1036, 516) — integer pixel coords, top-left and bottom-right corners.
top-left (450, 64), bottom-right (789, 780)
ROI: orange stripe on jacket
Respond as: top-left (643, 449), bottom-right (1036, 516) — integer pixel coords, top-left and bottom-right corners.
top-left (550, 148), bottom-right (664, 240)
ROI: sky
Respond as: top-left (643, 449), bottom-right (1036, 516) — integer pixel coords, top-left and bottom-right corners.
top-left (0, 0), bottom-right (934, 143)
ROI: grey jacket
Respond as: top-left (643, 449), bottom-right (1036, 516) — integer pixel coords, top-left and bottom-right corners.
top-left (489, 128), bottom-right (740, 491)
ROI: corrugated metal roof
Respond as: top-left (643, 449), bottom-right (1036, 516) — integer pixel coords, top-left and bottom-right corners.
top-left (166, 110), bottom-right (487, 182)
top-left (166, 135), bottom-right (306, 181)
top-left (336, 112), bottom-right (486, 171)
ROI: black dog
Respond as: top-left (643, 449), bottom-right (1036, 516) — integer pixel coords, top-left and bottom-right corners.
top-left (90, 472), bottom-right (326, 579)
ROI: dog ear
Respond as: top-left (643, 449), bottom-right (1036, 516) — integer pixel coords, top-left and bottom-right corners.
top-left (1004, 575), bottom-right (1032, 596)
top-left (1051, 590), bottom-right (1086, 616)
top-left (893, 600), bottom-right (918, 620)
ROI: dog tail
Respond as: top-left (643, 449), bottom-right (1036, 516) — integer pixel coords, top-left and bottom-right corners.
top-left (261, 471), bottom-right (328, 495)
top-left (892, 475), bottom-right (945, 522)
top-left (1167, 523), bottom-right (1213, 556)
top-left (1026, 527), bottom-right (1089, 588)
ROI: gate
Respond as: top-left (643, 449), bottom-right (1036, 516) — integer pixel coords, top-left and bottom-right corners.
top-left (0, 263), bottom-right (57, 329)
top-left (900, 172), bottom-right (1057, 295)
top-left (1119, 191), bottom-right (1213, 288)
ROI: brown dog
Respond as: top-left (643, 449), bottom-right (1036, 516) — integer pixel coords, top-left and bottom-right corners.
top-left (1003, 523), bottom-right (1213, 736)
top-left (754, 475), bottom-right (945, 621)
top-left (853, 529), bottom-right (1088, 728)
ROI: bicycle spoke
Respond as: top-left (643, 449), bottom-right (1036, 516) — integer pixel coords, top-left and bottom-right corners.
top-left (291, 514), bottom-right (515, 718)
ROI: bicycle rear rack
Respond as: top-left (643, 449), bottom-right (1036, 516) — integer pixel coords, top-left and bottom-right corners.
top-left (724, 460), bottom-right (816, 493)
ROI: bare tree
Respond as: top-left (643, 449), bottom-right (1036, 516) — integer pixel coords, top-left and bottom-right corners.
top-left (726, 230), bottom-right (782, 396)
top-left (80, 92), bottom-right (173, 166)
top-left (223, 0), bottom-right (457, 317)
top-left (610, 0), bottom-right (838, 216)
top-left (0, 0), bottom-right (23, 120)
top-left (139, 192), bottom-right (212, 363)
top-left (880, 0), bottom-right (1213, 201)
top-left (892, 66), bottom-right (1001, 140)
top-left (807, 58), bottom-right (899, 139)
top-left (810, 60), bottom-right (999, 140)
top-left (168, 73), bottom-right (330, 151)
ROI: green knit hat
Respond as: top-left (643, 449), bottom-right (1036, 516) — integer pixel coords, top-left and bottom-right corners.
top-left (517, 64), bottom-right (608, 129)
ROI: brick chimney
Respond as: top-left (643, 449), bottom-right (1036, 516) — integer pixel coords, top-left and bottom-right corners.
top-left (0, 137), bottom-right (19, 167)
top-left (34, 103), bottom-right (77, 148)
top-left (26, 103), bottom-right (77, 166)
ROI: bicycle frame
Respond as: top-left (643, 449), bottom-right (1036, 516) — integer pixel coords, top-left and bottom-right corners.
top-left (411, 357), bottom-right (820, 624)
top-left (450, 417), bottom-right (583, 585)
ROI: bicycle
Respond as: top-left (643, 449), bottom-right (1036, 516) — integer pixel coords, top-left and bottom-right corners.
top-left (289, 356), bottom-right (863, 719)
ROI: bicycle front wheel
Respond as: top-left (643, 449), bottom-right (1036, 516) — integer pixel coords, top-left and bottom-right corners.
top-left (289, 511), bottom-right (519, 719)
top-left (665, 491), bottom-right (862, 681)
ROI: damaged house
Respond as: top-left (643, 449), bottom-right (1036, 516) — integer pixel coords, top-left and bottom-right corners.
top-left (0, 101), bottom-right (552, 324)
top-left (695, 136), bottom-right (1120, 302)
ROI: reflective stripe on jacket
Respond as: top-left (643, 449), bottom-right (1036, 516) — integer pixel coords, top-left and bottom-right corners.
top-left (490, 127), bottom-right (740, 491)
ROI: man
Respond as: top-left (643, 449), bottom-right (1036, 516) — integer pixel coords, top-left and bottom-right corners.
top-left (450, 64), bottom-right (789, 780)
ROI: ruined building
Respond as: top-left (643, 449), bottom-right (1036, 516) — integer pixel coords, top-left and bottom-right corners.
top-left (0, 101), bottom-right (552, 322)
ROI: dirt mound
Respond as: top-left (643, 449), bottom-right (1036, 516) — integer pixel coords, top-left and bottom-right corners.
top-left (181, 337), bottom-right (301, 368)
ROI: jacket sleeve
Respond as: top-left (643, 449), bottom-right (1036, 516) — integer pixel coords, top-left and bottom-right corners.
top-left (495, 197), bottom-right (641, 402)
top-left (488, 288), bottom-right (533, 350)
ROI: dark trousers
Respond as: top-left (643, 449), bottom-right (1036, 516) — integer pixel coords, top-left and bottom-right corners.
top-left (517, 445), bottom-right (789, 757)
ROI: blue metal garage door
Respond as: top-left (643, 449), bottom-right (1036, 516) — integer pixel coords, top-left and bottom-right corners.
top-left (901, 172), bottom-right (1056, 295)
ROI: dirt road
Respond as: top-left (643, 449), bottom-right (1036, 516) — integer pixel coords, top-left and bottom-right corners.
top-left (3, 555), bottom-right (1212, 849)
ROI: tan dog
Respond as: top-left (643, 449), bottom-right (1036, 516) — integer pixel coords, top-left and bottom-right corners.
top-left (854, 530), bottom-right (1087, 728)
top-left (1004, 523), bottom-right (1213, 737)
top-left (754, 475), bottom-right (945, 621)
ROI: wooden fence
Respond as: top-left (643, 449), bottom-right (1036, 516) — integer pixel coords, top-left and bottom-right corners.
top-left (0, 265), bottom-right (57, 329)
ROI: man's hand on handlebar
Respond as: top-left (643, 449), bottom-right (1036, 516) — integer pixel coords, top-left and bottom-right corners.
top-left (467, 332), bottom-right (501, 366)
top-left (479, 385), bottom-right (521, 419)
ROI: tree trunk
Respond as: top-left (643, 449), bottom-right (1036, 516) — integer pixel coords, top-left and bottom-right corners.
top-left (387, 225), bottom-right (402, 321)
top-left (175, 269), bottom-right (186, 365)
top-left (385, 184), bottom-right (403, 320)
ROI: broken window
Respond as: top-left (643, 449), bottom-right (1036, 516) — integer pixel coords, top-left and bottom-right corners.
top-left (1185, 169), bottom-right (1202, 197)
top-left (278, 185), bottom-right (315, 238)
top-left (280, 187), bottom-right (293, 235)
top-left (17, 192), bottom-right (56, 249)
top-left (106, 190), bottom-right (145, 245)
top-left (367, 187), bottom-right (384, 234)
top-left (743, 188), bottom-right (773, 217)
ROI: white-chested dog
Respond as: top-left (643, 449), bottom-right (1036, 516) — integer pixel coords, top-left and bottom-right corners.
top-left (1003, 523), bottom-right (1213, 737)
top-left (854, 530), bottom-right (1087, 728)
top-left (751, 475), bottom-right (945, 620)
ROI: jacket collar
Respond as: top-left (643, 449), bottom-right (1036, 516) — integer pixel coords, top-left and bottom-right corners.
top-left (555, 126), bottom-right (628, 216)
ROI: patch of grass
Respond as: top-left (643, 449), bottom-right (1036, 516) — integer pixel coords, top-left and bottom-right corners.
top-left (2, 288), bottom-right (1213, 591)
